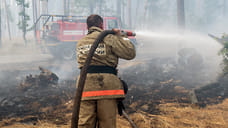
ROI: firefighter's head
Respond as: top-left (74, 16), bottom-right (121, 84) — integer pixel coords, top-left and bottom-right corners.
top-left (87, 14), bottom-right (103, 30)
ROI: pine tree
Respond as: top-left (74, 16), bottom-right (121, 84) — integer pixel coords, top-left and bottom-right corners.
top-left (4, 0), bottom-right (12, 40)
top-left (16, 0), bottom-right (31, 43)
top-left (219, 35), bottom-right (228, 74)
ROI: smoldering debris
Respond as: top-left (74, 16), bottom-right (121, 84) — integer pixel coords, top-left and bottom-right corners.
top-left (19, 67), bottom-right (59, 91)
top-left (121, 50), bottom-right (207, 89)
top-left (194, 74), bottom-right (228, 107)
top-left (124, 79), bottom-right (190, 114)
top-left (0, 52), bottom-right (227, 126)
top-left (0, 67), bottom-right (76, 123)
top-left (120, 48), bottom-right (228, 113)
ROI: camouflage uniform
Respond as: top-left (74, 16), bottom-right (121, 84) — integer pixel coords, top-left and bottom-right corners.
top-left (76, 26), bottom-right (136, 128)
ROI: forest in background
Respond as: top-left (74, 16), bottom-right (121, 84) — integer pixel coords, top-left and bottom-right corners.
top-left (0, 0), bottom-right (227, 40)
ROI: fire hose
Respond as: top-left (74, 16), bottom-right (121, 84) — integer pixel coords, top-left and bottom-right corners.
top-left (71, 30), bottom-right (138, 128)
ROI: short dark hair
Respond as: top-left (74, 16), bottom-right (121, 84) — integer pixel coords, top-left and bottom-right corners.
top-left (87, 14), bottom-right (103, 29)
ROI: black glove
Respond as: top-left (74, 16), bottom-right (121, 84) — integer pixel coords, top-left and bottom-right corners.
top-left (117, 101), bottom-right (125, 116)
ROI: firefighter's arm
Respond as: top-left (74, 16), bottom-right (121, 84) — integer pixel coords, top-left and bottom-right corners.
top-left (106, 34), bottom-right (136, 60)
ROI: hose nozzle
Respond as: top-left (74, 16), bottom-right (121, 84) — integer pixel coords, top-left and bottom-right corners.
top-left (121, 30), bottom-right (136, 36)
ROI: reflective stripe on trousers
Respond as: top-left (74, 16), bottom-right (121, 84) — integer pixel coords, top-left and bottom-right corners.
top-left (82, 90), bottom-right (124, 97)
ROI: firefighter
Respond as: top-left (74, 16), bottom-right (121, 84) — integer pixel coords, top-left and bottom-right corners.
top-left (76, 14), bottom-right (136, 128)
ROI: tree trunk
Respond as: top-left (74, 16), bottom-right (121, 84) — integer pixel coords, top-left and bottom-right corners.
top-left (34, 0), bottom-right (38, 21)
top-left (67, 0), bottom-right (70, 15)
top-left (135, 0), bottom-right (140, 27)
top-left (121, 1), bottom-right (125, 27)
top-left (32, 0), bottom-right (35, 23)
top-left (37, 0), bottom-right (40, 27)
top-left (41, 0), bottom-right (48, 29)
top-left (32, 0), bottom-right (36, 39)
top-left (41, 0), bottom-right (48, 15)
top-left (89, 2), bottom-right (94, 14)
top-left (22, 0), bottom-right (27, 43)
top-left (128, 0), bottom-right (132, 28)
top-left (148, 1), bottom-right (154, 27)
top-left (98, 0), bottom-right (102, 15)
top-left (64, 0), bottom-right (70, 15)
top-left (117, 0), bottom-right (121, 18)
top-left (143, 0), bottom-right (148, 28)
top-left (224, 0), bottom-right (226, 17)
top-left (23, 30), bottom-right (26, 42)
top-left (177, 0), bottom-right (185, 30)
top-left (0, 1), bottom-right (2, 47)
top-left (64, 0), bottom-right (66, 15)
top-left (4, 0), bottom-right (11, 40)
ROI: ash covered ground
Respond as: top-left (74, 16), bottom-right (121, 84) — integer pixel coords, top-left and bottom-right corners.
top-left (0, 33), bottom-right (228, 127)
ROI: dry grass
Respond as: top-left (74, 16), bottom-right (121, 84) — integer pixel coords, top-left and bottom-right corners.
top-left (156, 99), bottom-right (228, 128)
top-left (1, 99), bottom-right (228, 128)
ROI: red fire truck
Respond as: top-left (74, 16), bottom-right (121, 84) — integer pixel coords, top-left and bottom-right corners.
top-left (34, 15), bottom-right (137, 59)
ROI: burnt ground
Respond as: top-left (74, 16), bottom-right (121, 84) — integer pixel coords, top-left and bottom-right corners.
top-left (0, 37), bottom-right (227, 127)
top-left (120, 57), bottom-right (228, 107)
top-left (0, 75), bottom-right (75, 118)
top-left (0, 57), bottom-right (228, 127)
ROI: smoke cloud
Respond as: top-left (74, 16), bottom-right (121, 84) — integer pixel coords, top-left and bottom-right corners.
top-left (119, 30), bottom-right (223, 88)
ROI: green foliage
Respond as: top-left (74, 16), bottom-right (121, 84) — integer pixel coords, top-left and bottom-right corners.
top-left (16, 0), bottom-right (31, 41)
top-left (219, 38), bottom-right (228, 74)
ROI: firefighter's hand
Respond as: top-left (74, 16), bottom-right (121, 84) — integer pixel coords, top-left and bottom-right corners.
top-left (112, 28), bottom-right (121, 35)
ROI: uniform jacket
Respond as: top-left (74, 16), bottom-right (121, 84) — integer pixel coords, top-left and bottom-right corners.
top-left (76, 26), bottom-right (136, 100)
